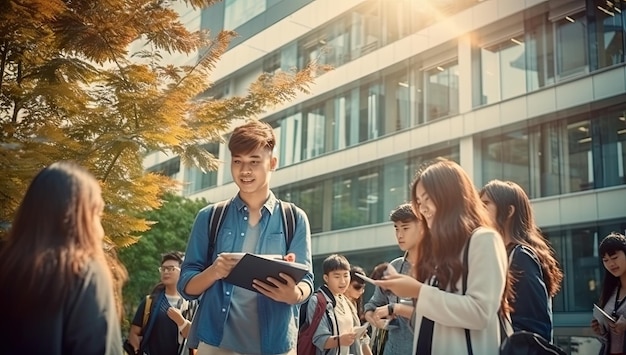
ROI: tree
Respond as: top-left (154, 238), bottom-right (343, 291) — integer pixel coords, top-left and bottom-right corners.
top-left (119, 193), bottom-right (206, 325)
top-left (0, 0), bottom-right (318, 246)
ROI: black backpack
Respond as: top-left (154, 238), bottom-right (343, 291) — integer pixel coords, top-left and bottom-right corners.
top-left (500, 331), bottom-right (566, 355)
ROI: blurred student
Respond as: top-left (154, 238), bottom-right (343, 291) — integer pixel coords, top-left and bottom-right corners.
top-left (306, 254), bottom-right (361, 355)
top-left (480, 180), bottom-right (563, 341)
top-left (375, 159), bottom-right (510, 355)
top-left (592, 232), bottom-right (626, 355)
top-left (0, 161), bottom-right (124, 354)
top-left (178, 120), bottom-right (313, 355)
top-left (364, 203), bottom-right (424, 355)
top-left (128, 251), bottom-right (197, 355)
top-left (346, 266), bottom-right (372, 355)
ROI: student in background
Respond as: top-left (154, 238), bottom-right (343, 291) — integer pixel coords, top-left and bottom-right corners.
top-left (178, 120), bottom-right (313, 355)
top-left (346, 266), bottom-right (372, 355)
top-left (480, 180), bottom-right (563, 341)
top-left (307, 254), bottom-right (361, 355)
top-left (129, 251), bottom-right (197, 355)
top-left (0, 161), bottom-right (124, 354)
top-left (375, 158), bottom-right (510, 355)
top-left (364, 203), bottom-right (425, 355)
top-left (592, 232), bottom-right (626, 355)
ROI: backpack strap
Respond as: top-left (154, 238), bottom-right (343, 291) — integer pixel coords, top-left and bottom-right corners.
top-left (280, 201), bottom-right (296, 250)
top-left (207, 199), bottom-right (231, 263)
top-left (141, 294), bottom-right (153, 330)
top-left (208, 199), bottom-right (295, 261)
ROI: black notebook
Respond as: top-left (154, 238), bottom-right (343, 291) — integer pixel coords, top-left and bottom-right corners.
top-left (223, 253), bottom-right (309, 293)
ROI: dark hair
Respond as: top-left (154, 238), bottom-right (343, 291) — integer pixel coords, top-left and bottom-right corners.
top-left (350, 265), bottom-right (366, 320)
top-left (0, 161), bottom-right (119, 317)
top-left (228, 120), bottom-right (276, 155)
top-left (599, 232), bottom-right (626, 307)
top-left (411, 158), bottom-right (512, 313)
top-left (323, 254), bottom-right (350, 275)
top-left (390, 203), bottom-right (418, 223)
top-left (370, 263), bottom-right (389, 280)
top-left (162, 251), bottom-right (184, 265)
top-left (479, 180), bottom-right (563, 297)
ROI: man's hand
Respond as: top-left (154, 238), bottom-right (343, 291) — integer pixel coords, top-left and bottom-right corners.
top-left (338, 332), bottom-right (357, 347)
top-left (364, 310), bottom-right (387, 329)
top-left (591, 319), bottom-right (605, 336)
top-left (609, 315), bottom-right (626, 335)
top-left (252, 272), bottom-right (301, 304)
top-left (166, 307), bottom-right (185, 326)
top-left (208, 254), bottom-right (239, 280)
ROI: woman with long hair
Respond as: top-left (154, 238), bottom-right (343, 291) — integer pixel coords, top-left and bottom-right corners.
top-left (479, 179), bottom-right (563, 341)
top-left (375, 158), bottom-right (510, 355)
top-left (592, 232), bottom-right (626, 355)
top-left (0, 161), bottom-right (125, 354)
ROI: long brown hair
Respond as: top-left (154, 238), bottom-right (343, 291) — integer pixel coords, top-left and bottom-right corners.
top-left (0, 161), bottom-right (119, 317)
top-left (480, 180), bottom-right (563, 298)
top-left (411, 159), bottom-right (512, 312)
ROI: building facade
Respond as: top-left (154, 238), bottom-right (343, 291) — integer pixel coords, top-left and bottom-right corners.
top-left (144, 0), bottom-right (626, 351)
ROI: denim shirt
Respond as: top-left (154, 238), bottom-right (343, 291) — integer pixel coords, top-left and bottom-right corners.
top-left (178, 192), bottom-right (313, 355)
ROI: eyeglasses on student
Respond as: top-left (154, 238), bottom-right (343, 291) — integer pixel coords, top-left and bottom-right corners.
top-left (158, 265), bottom-right (181, 273)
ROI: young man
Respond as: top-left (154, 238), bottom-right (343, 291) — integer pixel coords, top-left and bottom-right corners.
top-left (129, 251), bottom-right (197, 355)
top-left (305, 254), bottom-right (362, 355)
top-left (364, 204), bottom-right (424, 355)
top-left (178, 120), bottom-right (313, 355)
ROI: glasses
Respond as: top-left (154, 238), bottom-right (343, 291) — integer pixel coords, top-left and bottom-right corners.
top-left (158, 265), bottom-right (180, 273)
top-left (351, 283), bottom-right (364, 291)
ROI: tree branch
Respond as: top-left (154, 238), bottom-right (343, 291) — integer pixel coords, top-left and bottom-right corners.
top-left (0, 41), bottom-right (8, 96)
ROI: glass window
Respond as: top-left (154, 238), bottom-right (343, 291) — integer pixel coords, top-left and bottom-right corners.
top-left (482, 130), bottom-right (532, 194)
top-left (537, 122), bottom-right (563, 198)
top-left (359, 81), bottom-right (383, 142)
top-left (350, 3), bottom-right (381, 59)
top-left (147, 157), bottom-right (180, 178)
top-left (598, 109), bottom-right (626, 187)
top-left (383, 70), bottom-right (412, 133)
top-left (279, 113), bottom-right (303, 167)
top-left (332, 169), bottom-right (381, 230)
top-left (302, 105), bottom-right (326, 160)
top-left (592, 0), bottom-right (625, 70)
top-left (224, 0), bottom-right (266, 29)
top-left (565, 120), bottom-right (594, 192)
top-left (480, 36), bottom-right (527, 105)
top-left (525, 15), bottom-right (555, 91)
top-left (183, 144), bottom-right (219, 194)
top-left (556, 12), bottom-right (588, 78)
top-left (426, 61), bottom-right (459, 121)
top-left (333, 94), bottom-right (351, 151)
top-left (276, 183), bottom-right (325, 234)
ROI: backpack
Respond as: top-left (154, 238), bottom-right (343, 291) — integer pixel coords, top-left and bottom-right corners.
top-left (500, 331), bottom-right (566, 355)
top-left (297, 292), bottom-right (329, 355)
top-left (207, 198), bottom-right (296, 262)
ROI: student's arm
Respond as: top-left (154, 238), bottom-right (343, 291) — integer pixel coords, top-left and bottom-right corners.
top-left (128, 300), bottom-right (146, 352)
top-left (178, 206), bottom-right (237, 298)
top-left (364, 285), bottom-right (390, 328)
top-left (509, 247), bottom-right (552, 340)
top-left (415, 229), bottom-right (508, 330)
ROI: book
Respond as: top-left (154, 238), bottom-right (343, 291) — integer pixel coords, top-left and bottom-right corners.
top-left (354, 322), bottom-right (370, 338)
top-left (223, 253), bottom-right (309, 293)
top-left (593, 304), bottom-right (616, 329)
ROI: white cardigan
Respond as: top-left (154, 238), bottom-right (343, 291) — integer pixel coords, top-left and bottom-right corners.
top-left (412, 227), bottom-right (508, 355)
